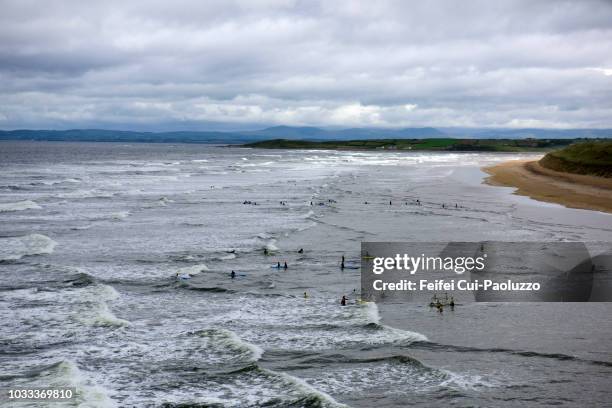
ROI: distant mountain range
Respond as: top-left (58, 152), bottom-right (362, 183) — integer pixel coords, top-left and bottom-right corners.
top-left (1, 126), bottom-right (611, 144)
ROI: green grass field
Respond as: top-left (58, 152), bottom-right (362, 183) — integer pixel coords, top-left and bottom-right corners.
top-left (539, 141), bottom-right (612, 177)
top-left (243, 138), bottom-right (580, 152)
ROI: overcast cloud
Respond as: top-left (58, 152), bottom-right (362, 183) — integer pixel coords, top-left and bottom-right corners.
top-left (1, 0), bottom-right (612, 130)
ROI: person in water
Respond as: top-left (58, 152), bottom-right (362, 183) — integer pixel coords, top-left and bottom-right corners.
top-left (298, 248), bottom-right (303, 253)
top-left (283, 262), bottom-right (288, 270)
top-left (449, 296), bottom-right (455, 309)
top-left (341, 295), bottom-right (347, 306)
top-left (263, 247), bottom-right (268, 255)
top-left (341, 255), bottom-right (345, 270)
top-left (303, 292), bottom-right (308, 298)
top-left (276, 262), bottom-right (281, 269)
top-left (230, 270), bottom-right (236, 279)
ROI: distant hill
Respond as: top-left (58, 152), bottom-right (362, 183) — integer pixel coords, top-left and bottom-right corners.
top-left (1, 126), bottom-right (611, 143)
top-left (240, 126), bottom-right (445, 140)
top-left (0, 129), bottom-right (254, 144)
top-left (442, 128), bottom-right (612, 139)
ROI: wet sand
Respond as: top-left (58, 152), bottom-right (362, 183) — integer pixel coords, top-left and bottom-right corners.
top-left (483, 159), bottom-right (612, 213)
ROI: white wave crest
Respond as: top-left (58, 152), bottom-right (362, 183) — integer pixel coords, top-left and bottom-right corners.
top-left (198, 328), bottom-right (263, 362)
top-left (271, 369), bottom-right (349, 408)
top-left (218, 253), bottom-right (236, 260)
top-left (82, 303), bottom-right (130, 328)
top-left (361, 302), bottom-right (428, 343)
top-left (0, 200), bottom-right (41, 212)
top-left (265, 240), bottom-right (278, 251)
top-left (110, 211), bottom-right (130, 220)
top-left (177, 264), bottom-right (209, 276)
top-left (0, 233), bottom-right (56, 261)
top-left (54, 361), bottom-right (117, 408)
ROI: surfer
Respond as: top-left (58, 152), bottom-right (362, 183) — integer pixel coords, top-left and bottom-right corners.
top-left (231, 270), bottom-right (236, 279)
top-left (389, 200), bottom-right (392, 205)
top-left (303, 292), bottom-right (308, 298)
top-left (264, 247), bottom-right (268, 255)
top-left (341, 295), bottom-right (347, 306)
top-left (341, 255), bottom-right (345, 270)
top-left (276, 262), bottom-right (281, 269)
top-left (449, 296), bottom-right (455, 310)
top-left (283, 262), bottom-right (288, 270)
top-left (298, 248), bottom-right (304, 253)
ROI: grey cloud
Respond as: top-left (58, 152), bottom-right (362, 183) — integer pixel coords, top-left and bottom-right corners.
top-left (0, 0), bottom-right (611, 129)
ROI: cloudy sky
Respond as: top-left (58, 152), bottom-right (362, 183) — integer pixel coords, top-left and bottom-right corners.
top-left (1, 0), bottom-right (612, 130)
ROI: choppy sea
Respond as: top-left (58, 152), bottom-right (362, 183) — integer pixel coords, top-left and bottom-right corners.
top-left (1, 141), bottom-right (611, 407)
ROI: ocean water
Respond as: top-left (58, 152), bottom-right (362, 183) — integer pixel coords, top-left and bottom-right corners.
top-left (1, 141), bottom-right (611, 407)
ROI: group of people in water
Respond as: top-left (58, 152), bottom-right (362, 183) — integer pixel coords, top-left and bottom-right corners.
top-left (247, 196), bottom-right (462, 213)
top-left (429, 292), bottom-right (455, 313)
top-left (360, 198), bottom-right (461, 209)
top-left (264, 247), bottom-right (353, 306)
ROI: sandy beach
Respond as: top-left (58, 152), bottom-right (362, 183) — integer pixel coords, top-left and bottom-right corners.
top-left (483, 159), bottom-right (612, 213)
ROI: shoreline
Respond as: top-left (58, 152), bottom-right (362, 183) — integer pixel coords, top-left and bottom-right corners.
top-left (483, 160), bottom-right (612, 214)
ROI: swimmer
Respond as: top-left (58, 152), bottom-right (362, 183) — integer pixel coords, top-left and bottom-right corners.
top-left (341, 295), bottom-right (347, 306)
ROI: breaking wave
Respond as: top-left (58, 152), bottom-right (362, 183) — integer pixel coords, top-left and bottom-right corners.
top-left (0, 200), bottom-right (41, 212)
top-left (0, 233), bottom-right (56, 261)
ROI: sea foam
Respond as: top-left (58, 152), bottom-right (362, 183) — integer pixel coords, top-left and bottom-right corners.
top-left (0, 233), bottom-right (56, 261)
top-left (0, 200), bottom-right (41, 212)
